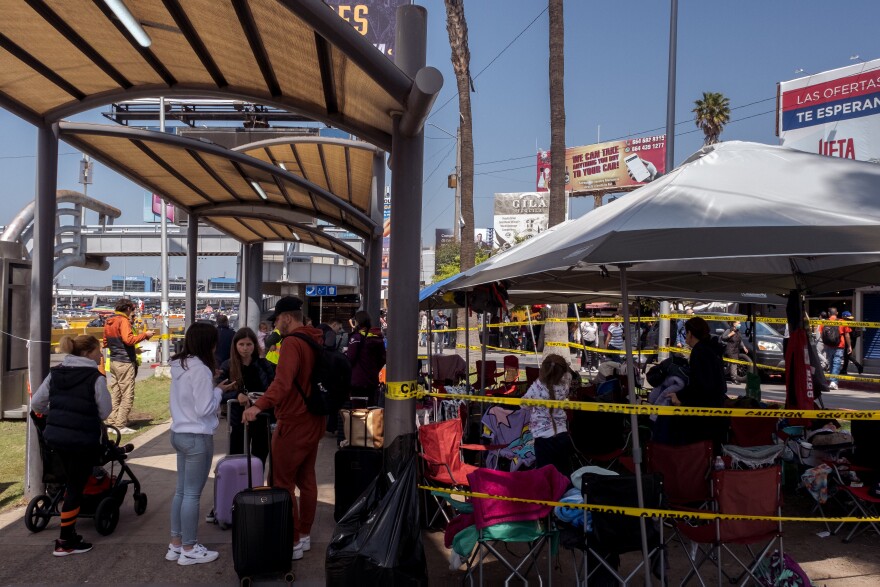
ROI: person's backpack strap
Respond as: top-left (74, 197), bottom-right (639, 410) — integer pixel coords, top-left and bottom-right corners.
top-left (285, 332), bottom-right (320, 401)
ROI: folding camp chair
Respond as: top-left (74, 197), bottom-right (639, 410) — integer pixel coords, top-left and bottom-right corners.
top-left (828, 463), bottom-right (880, 543)
top-left (481, 405), bottom-right (535, 472)
top-left (729, 417), bottom-right (779, 447)
top-left (677, 466), bottom-right (783, 586)
top-left (463, 465), bottom-right (570, 586)
top-left (471, 360), bottom-right (501, 392)
top-left (574, 472), bottom-right (666, 586)
top-left (570, 405), bottom-right (628, 469)
top-left (488, 355), bottom-right (522, 396)
top-left (647, 440), bottom-right (714, 511)
top-left (525, 366), bottom-right (539, 387)
top-left (418, 418), bottom-right (486, 528)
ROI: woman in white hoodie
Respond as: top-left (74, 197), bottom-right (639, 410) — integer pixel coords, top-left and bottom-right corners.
top-left (165, 322), bottom-right (235, 566)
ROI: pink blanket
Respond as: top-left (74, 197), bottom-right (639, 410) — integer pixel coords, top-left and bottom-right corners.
top-left (467, 465), bottom-right (570, 529)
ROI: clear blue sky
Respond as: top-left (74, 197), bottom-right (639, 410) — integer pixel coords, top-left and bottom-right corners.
top-left (0, 0), bottom-right (878, 284)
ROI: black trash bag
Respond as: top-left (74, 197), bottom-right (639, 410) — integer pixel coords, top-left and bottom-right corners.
top-left (326, 434), bottom-right (427, 586)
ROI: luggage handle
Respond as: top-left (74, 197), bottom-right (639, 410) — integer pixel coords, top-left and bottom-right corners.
top-left (244, 409), bottom-right (272, 490)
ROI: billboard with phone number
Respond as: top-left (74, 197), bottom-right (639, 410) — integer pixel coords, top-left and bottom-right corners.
top-left (536, 134), bottom-right (666, 194)
top-left (778, 58), bottom-right (880, 163)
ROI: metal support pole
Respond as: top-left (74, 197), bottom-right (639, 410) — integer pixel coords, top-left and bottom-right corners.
top-left (573, 303), bottom-right (582, 368)
top-left (619, 266), bottom-right (652, 587)
top-left (245, 243), bottom-right (263, 330)
top-left (464, 299), bottom-right (470, 380)
top-left (159, 97), bottom-right (170, 365)
top-left (659, 300), bottom-right (671, 361)
top-left (26, 124), bottom-right (58, 500)
top-left (185, 216), bottom-right (198, 328)
top-left (366, 151), bottom-right (385, 319)
top-left (480, 313), bottom-right (487, 393)
top-left (384, 4), bottom-right (432, 448)
top-left (239, 243), bottom-right (249, 331)
top-left (664, 0), bottom-right (679, 173)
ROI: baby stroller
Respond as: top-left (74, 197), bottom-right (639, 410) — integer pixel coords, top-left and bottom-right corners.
top-left (24, 411), bottom-right (147, 536)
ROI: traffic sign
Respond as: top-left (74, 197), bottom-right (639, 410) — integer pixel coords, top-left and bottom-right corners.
top-left (305, 284), bottom-right (337, 297)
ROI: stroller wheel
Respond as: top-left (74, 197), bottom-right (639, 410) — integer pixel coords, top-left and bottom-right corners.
top-left (24, 495), bottom-right (52, 533)
top-left (133, 492), bottom-right (148, 516)
top-left (95, 497), bottom-right (120, 536)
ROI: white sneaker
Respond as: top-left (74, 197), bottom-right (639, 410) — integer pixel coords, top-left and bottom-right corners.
top-left (292, 542), bottom-right (303, 560)
top-left (296, 535), bottom-right (311, 552)
top-left (118, 426), bottom-right (136, 435)
top-left (165, 544), bottom-right (181, 561)
top-left (177, 544), bottom-right (219, 566)
top-left (829, 381), bottom-right (838, 390)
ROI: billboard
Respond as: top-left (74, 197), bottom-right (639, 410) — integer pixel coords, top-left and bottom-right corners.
top-left (778, 59), bottom-right (880, 163)
top-left (493, 193), bottom-right (549, 249)
top-left (326, 1), bottom-right (411, 58)
top-left (536, 134), bottom-right (666, 194)
top-left (434, 228), bottom-right (495, 251)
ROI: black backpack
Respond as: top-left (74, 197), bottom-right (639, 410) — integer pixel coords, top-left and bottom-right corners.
top-left (821, 324), bottom-right (841, 347)
top-left (287, 332), bottom-right (352, 416)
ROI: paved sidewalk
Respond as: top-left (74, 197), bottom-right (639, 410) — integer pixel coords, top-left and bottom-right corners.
top-left (0, 421), bottom-right (336, 586)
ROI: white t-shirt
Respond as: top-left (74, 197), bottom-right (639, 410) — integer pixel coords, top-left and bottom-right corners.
top-left (523, 375), bottom-right (571, 439)
top-left (579, 321), bottom-right (598, 343)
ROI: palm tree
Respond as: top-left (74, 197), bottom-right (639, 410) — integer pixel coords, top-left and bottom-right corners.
top-left (444, 0), bottom-right (474, 272)
top-left (444, 0), bottom-right (478, 354)
top-left (693, 92), bottom-right (731, 145)
top-left (543, 0), bottom-right (569, 358)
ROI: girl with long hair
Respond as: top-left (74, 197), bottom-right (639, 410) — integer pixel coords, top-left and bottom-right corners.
top-left (522, 353), bottom-right (575, 476)
top-left (166, 322), bottom-right (235, 565)
top-left (32, 335), bottom-right (111, 556)
top-left (218, 327), bottom-right (275, 464)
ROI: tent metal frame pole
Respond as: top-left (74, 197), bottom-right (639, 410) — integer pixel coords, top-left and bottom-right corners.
top-left (527, 310), bottom-right (540, 364)
top-left (618, 265), bottom-right (653, 587)
top-left (573, 302), bottom-right (583, 370)
top-left (465, 298), bottom-right (470, 385)
top-left (480, 312), bottom-right (487, 393)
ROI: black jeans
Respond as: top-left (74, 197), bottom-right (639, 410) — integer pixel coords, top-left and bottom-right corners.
top-left (55, 446), bottom-right (99, 539)
top-left (534, 432), bottom-right (575, 478)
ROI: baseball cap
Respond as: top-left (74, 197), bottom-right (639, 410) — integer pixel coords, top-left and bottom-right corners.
top-left (842, 311), bottom-right (853, 319)
top-left (267, 296), bottom-right (303, 322)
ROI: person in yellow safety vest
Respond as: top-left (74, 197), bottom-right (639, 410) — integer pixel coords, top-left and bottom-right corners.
top-left (264, 328), bottom-right (283, 364)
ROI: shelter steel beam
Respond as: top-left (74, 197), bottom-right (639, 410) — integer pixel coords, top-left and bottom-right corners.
top-left (366, 151), bottom-right (385, 319)
top-left (246, 243), bottom-right (263, 330)
top-left (384, 5), bottom-right (431, 447)
top-left (26, 125), bottom-right (59, 500)
top-left (185, 218), bottom-right (198, 327)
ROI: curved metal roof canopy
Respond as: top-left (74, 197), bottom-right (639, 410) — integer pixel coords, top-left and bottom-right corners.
top-left (0, 0), bottom-right (418, 149)
top-left (235, 137), bottom-right (379, 215)
top-left (58, 122), bottom-right (369, 265)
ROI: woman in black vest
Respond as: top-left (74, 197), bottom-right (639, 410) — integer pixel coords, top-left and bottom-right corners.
top-left (32, 335), bottom-right (112, 557)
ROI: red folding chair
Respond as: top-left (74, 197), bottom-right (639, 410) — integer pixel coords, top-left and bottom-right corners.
top-left (418, 418), bottom-right (486, 527)
top-left (471, 360), bottom-right (500, 391)
top-left (488, 355), bottom-right (522, 396)
top-left (677, 466), bottom-right (783, 586)
top-left (729, 417), bottom-right (779, 447)
top-left (829, 463), bottom-right (880, 543)
top-left (647, 440), bottom-right (714, 510)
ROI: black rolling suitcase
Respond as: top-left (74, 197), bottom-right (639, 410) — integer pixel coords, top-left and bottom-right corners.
top-left (335, 396), bottom-right (383, 521)
top-left (232, 420), bottom-right (295, 586)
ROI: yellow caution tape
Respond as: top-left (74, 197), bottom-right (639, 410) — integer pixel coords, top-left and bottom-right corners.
top-left (423, 391), bottom-right (880, 420)
top-left (419, 486), bottom-right (880, 523)
top-left (546, 341), bottom-right (660, 355)
top-left (385, 380), bottom-right (420, 400)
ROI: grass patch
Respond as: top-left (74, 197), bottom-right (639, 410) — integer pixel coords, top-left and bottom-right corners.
top-left (0, 377), bottom-right (171, 513)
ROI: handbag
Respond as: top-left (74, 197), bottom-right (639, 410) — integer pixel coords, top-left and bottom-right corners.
top-left (341, 407), bottom-right (384, 448)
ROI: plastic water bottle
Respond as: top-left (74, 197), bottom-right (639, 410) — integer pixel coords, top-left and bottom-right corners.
top-left (714, 456), bottom-right (725, 471)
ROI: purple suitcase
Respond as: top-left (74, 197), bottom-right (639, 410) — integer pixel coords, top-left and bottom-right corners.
top-left (214, 401), bottom-right (264, 529)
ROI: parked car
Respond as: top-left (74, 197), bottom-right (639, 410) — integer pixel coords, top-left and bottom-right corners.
top-left (704, 315), bottom-right (784, 382)
top-left (87, 316), bottom-right (106, 327)
top-left (51, 318), bottom-right (70, 330)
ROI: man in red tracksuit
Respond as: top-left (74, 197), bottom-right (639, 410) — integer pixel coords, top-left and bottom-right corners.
top-left (242, 296), bottom-right (324, 561)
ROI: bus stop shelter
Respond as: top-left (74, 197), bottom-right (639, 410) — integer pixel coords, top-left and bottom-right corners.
top-left (0, 0), bottom-right (441, 496)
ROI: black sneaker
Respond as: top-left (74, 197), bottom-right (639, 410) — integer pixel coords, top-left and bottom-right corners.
top-left (54, 537), bottom-right (93, 557)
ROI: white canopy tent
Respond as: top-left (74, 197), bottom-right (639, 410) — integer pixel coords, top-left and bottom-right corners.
top-left (442, 141), bottom-right (880, 580)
